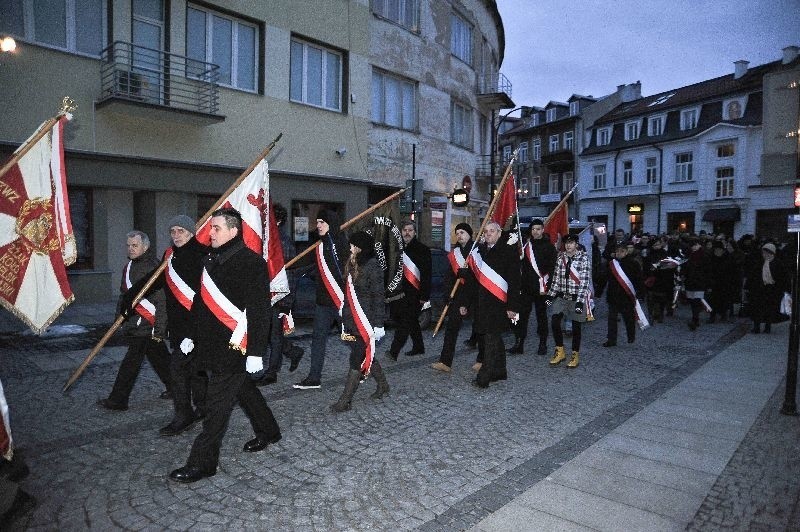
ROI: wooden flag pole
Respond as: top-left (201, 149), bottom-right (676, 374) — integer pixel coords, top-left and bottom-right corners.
top-left (432, 153), bottom-right (518, 337)
top-left (63, 133), bottom-right (283, 392)
top-left (284, 186), bottom-right (408, 270)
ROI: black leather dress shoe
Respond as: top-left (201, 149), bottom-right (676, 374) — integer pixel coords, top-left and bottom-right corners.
top-left (404, 348), bottom-right (425, 357)
top-left (254, 373), bottom-right (278, 387)
top-left (168, 465), bottom-right (215, 483)
top-left (471, 378), bottom-right (489, 389)
top-left (159, 418), bottom-right (197, 437)
top-left (490, 371), bottom-right (507, 382)
top-left (97, 399), bottom-right (128, 411)
top-left (242, 433), bottom-right (282, 452)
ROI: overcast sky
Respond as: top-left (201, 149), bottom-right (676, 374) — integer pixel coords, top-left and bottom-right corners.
top-left (495, 0), bottom-right (800, 111)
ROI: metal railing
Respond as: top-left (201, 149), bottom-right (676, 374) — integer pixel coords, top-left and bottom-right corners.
top-left (99, 41), bottom-right (220, 115)
top-left (478, 71), bottom-right (512, 97)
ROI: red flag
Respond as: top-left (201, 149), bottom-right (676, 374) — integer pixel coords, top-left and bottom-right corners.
top-left (195, 160), bottom-right (289, 303)
top-left (0, 378), bottom-right (12, 459)
top-left (491, 173), bottom-right (517, 231)
top-left (0, 115), bottom-right (75, 334)
top-left (544, 202), bottom-right (569, 247)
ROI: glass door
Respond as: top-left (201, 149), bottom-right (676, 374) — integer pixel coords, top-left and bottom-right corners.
top-left (131, 0), bottom-right (164, 103)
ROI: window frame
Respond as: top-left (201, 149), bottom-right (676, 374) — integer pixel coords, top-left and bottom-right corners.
top-left (648, 115), bottom-right (665, 136)
top-left (532, 138), bottom-right (541, 160)
top-left (549, 173), bottom-right (559, 194)
top-left (502, 145), bottom-right (512, 163)
top-left (716, 143), bottom-right (735, 158)
top-left (546, 108), bottom-right (557, 123)
top-left (569, 101), bottom-right (579, 116)
top-left (593, 164), bottom-right (607, 190)
top-left (622, 160), bottom-right (633, 186)
top-left (715, 167), bottom-right (735, 198)
top-left (371, 68), bottom-right (417, 130)
top-left (680, 108), bottom-right (699, 130)
top-left (518, 141), bottom-right (528, 163)
top-left (450, 99), bottom-right (473, 149)
top-left (563, 131), bottom-right (574, 151)
top-left (597, 127), bottom-right (611, 146)
top-left (548, 134), bottom-right (559, 152)
top-left (624, 120), bottom-right (640, 141)
top-left (531, 175), bottom-right (541, 197)
top-left (187, 3), bottom-right (260, 92)
top-left (646, 156), bottom-right (658, 184)
top-left (562, 171), bottom-right (574, 192)
top-left (675, 152), bottom-right (694, 182)
top-left (290, 36), bottom-right (344, 112)
top-left (450, 11), bottom-right (472, 65)
top-left (371, 0), bottom-right (419, 32)
top-left (66, 186), bottom-right (94, 270)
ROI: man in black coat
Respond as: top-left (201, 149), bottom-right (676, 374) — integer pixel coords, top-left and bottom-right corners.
top-left (169, 208), bottom-right (281, 484)
top-left (121, 215), bottom-right (210, 436)
top-left (432, 222), bottom-right (476, 372)
top-left (511, 219), bottom-right (557, 356)
top-left (98, 230), bottom-right (172, 411)
top-left (388, 220), bottom-right (432, 359)
top-left (603, 243), bottom-right (643, 347)
top-left (470, 222), bottom-right (521, 388)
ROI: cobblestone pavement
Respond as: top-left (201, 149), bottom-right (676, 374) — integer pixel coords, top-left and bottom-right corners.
top-left (1, 300), bottom-right (798, 530)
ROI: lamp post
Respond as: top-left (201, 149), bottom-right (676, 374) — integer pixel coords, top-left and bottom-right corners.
top-left (490, 106), bottom-right (524, 201)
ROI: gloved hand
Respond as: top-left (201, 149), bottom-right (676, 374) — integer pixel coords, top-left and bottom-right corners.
top-left (506, 232), bottom-right (519, 246)
top-left (245, 356), bottom-right (263, 374)
top-left (374, 326), bottom-right (385, 342)
top-left (545, 295), bottom-right (554, 307)
top-left (575, 302), bottom-right (584, 314)
top-left (179, 338), bottom-right (194, 355)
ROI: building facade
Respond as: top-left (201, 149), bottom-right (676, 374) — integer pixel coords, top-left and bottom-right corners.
top-left (0, 0), bottom-right (509, 302)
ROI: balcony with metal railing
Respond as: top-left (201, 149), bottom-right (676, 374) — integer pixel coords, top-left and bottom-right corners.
top-left (477, 72), bottom-right (514, 109)
top-left (96, 41), bottom-right (224, 125)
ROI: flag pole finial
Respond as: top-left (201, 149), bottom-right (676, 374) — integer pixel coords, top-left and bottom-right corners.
top-left (59, 96), bottom-right (77, 115)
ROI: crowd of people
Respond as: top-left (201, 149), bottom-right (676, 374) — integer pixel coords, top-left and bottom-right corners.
top-left (88, 203), bottom-right (795, 484)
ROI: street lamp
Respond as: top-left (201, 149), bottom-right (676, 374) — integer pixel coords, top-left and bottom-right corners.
top-left (0, 36), bottom-right (16, 53)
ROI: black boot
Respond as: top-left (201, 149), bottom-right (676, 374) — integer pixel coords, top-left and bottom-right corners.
top-left (507, 337), bottom-right (524, 354)
top-left (370, 360), bottom-right (390, 399)
top-left (330, 370), bottom-right (361, 412)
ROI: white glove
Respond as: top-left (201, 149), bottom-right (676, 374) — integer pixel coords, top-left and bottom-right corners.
top-left (179, 338), bottom-right (194, 355)
top-left (245, 356), bottom-right (264, 374)
top-left (374, 327), bottom-right (385, 342)
top-left (507, 232), bottom-right (519, 246)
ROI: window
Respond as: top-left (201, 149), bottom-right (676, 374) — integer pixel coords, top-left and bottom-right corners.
top-left (549, 134), bottom-right (559, 152)
top-left (290, 38), bottom-right (343, 111)
top-left (531, 176), bottom-right (541, 197)
top-left (549, 173), bottom-right (559, 194)
top-left (562, 171), bottom-right (574, 191)
top-left (622, 160), bottom-right (633, 185)
top-left (675, 152), bottom-right (693, 182)
top-left (451, 100), bottom-right (472, 149)
top-left (518, 177), bottom-right (529, 197)
top-left (531, 114), bottom-right (539, 126)
top-left (563, 131), bottom-right (574, 151)
top-left (518, 141), bottom-right (528, 162)
top-left (569, 101), bottom-right (579, 116)
top-left (1, 0), bottom-right (105, 55)
top-left (680, 108), bottom-right (698, 130)
top-left (371, 69), bottom-right (416, 130)
top-left (532, 138), bottom-right (541, 160)
top-left (502, 145), bottom-right (512, 163)
top-left (450, 12), bottom-right (472, 64)
top-left (597, 127), bottom-right (611, 146)
top-left (725, 100), bottom-right (742, 120)
top-left (625, 121), bottom-right (640, 141)
top-left (646, 157), bottom-right (658, 184)
top-left (593, 164), bottom-right (606, 189)
top-left (67, 187), bottom-right (93, 269)
top-left (546, 108), bottom-right (557, 122)
top-left (717, 144), bottom-right (735, 158)
top-left (715, 167), bottom-right (734, 198)
top-left (188, 5), bottom-right (258, 91)
top-left (372, 0), bottom-right (418, 31)
top-left (648, 116), bottom-right (664, 136)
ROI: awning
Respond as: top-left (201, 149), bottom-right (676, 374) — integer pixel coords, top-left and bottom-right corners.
top-left (702, 207), bottom-right (741, 222)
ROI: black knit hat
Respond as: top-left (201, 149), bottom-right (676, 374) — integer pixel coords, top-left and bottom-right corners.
top-left (168, 214), bottom-right (196, 234)
top-left (563, 233), bottom-right (579, 244)
top-left (316, 209), bottom-right (334, 225)
top-left (529, 218), bottom-right (544, 228)
top-left (349, 231), bottom-right (374, 251)
top-left (454, 222), bottom-right (473, 237)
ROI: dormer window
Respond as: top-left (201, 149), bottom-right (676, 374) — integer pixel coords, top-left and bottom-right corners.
top-left (680, 108), bottom-right (699, 130)
top-left (597, 127), bottom-right (611, 146)
top-left (546, 108), bottom-right (557, 122)
top-left (531, 114), bottom-right (539, 126)
top-left (648, 115), bottom-right (665, 136)
top-left (569, 101), bottom-right (579, 116)
top-left (724, 98), bottom-right (745, 120)
top-left (625, 121), bottom-right (640, 141)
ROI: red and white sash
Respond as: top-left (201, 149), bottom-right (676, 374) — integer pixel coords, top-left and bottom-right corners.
top-left (447, 247), bottom-right (467, 284)
top-left (346, 273), bottom-right (375, 376)
top-left (525, 241), bottom-right (549, 294)
top-left (164, 248), bottom-right (195, 311)
top-left (562, 254), bottom-right (594, 320)
top-left (468, 247), bottom-right (508, 303)
top-left (279, 311), bottom-right (295, 335)
top-left (609, 259), bottom-right (650, 330)
top-left (200, 268), bottom-right (248, 353)
top-left (316, 242), bottom-right (344, 311)
top-left (402, 252), bottom-right (422, 290)
top-left (124, 261), bottom-right (156, 325)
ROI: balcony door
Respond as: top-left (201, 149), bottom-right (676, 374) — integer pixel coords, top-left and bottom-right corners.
top-left (131, 0), bottom-right (164, 103)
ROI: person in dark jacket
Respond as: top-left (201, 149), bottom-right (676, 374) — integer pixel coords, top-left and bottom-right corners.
top-left (511, 219), bottom-right (557, 356)
top-left (603, 243), bottom-right (643, 346)
top-left (387, 220), bottom-right (432, 359)
top-left (747, 242), bottom-right (789, 333)
top-left (645, 238), bottom-right (674, 323)
top-left (292, 209), bottom-right (350, 390)
top-left (707, 240), bottom-right (738, 323)
top-left (683, 239), bottom-right (710, 331)
top-left (121, 216), bottom-right (209, 436)
top-left (98, 230), bottom-right (172, 411)
top-left (469, 222), bottom-right (521, 388)
top-left (432, 223), bottom-right (477, 372)
top-left (330, 231), bottom-right (390, 411)
top-left (169, 208), bottom-right (281, 484)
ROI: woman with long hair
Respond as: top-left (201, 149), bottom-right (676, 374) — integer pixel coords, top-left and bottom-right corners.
top-left (330, 231), bottom-right (389, 412)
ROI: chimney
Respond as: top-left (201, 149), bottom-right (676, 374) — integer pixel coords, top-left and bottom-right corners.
top-left (734, 60), bottom-right (749, 79)
top-left (783, 45), bottom-right (800, 65)
top-left (620, 81), bottom-right (642, 103)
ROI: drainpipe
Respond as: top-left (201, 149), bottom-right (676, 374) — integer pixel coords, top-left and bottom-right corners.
top-left (611, 149), bottom-right (620, 231)
top-left (652, 143), bottom-right (664, 234)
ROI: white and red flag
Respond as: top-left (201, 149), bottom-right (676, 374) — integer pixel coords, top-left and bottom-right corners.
top-left (0, 114), bottom-right (76, 334)
top-left (0, 378), bottom-right (12, 459)
top-left (544, 201), bottom-right (569, 248)
top-left (196, 159), bottom-right (289, 304)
